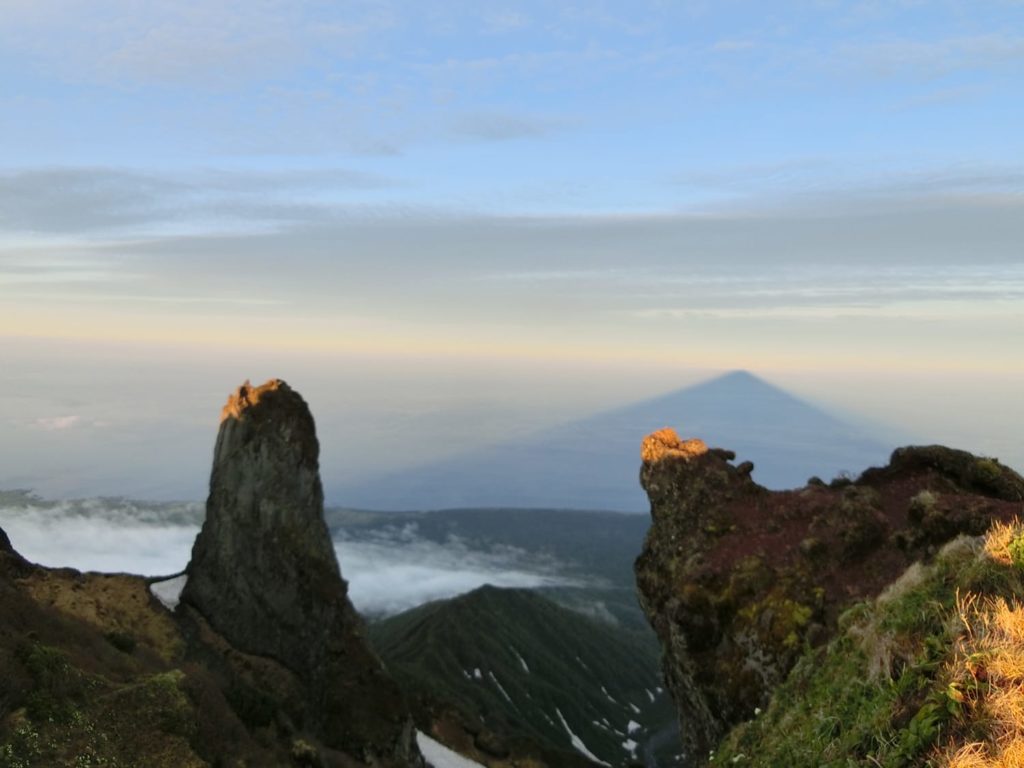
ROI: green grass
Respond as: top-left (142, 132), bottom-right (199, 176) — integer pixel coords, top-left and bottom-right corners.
top-left (0, 644), bottom-right (199, 768)
top-left (710, 537), bottom-right (1024, 767)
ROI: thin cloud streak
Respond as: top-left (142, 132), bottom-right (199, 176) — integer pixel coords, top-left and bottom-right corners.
top-left (33, 415), bottom-right (82, 431)
top-left (450, 112), bottom-right (573, 141)
top-left (840, 33), bottom-right (1024, 79)
top-left (0, 166), bottom-right (399, 235)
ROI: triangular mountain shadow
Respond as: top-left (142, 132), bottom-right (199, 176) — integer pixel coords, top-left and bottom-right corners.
top-left (332, 371), bottom-right (896, 512)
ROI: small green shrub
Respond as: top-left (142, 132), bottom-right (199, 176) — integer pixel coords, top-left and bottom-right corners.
top-left (975, 458), bottom-right (1002, 486)
top-left (830, 471), bottom-right (854, 489)
top-left (909, 490), bottom-right (938, 518)
top-left (1007, 534), bottom-right (1024, 569)
top-left (16, 643), bottom-right (87, 724)
top-left (0, 724), bottom-right (43, 768)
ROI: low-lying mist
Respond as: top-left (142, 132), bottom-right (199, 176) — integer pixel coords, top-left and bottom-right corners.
top-left (1, 492), bottom-right (201, 575)
top-left (0, 492), bottom-right (581, 616)
top-left (335, 524), bottom-right (580, 616)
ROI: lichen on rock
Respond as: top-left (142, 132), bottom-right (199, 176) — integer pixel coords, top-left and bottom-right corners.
top-left (634, 430), bottom-right (1024, 767)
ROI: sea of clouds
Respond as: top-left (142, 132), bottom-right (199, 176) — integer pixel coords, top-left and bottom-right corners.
top-left (0, 492), bottom-right (577, 615)
top-left (334, 523), bottom-right (576, 616)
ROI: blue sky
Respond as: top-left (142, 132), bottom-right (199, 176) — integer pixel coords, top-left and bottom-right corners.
top-left (2, 1), bottom-right (1023, 212)
top-left (1, 1), bottom-right (1023, 499)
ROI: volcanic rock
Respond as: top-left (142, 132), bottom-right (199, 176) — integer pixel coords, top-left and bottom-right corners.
top-left (181, 379), bottom-right (341, 673)
top-left (180, 379), bottom-right (419, 766)
top-left (634, 429), bottom-right (1024, 766)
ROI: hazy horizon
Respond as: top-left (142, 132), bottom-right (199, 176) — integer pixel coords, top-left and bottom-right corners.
top-left (2, 2), bottom-right (1022, 504)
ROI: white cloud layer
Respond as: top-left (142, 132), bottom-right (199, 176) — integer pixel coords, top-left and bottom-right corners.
top-left (1, 496), bottom-right (200, 574)
top-left (0, 495), bottom-right (580, 616)
top-left (336, 525), bottom-right (581, 616)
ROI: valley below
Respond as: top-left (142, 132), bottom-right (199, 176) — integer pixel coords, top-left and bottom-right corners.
top-left (3, 377), bottom-right (1024, 768)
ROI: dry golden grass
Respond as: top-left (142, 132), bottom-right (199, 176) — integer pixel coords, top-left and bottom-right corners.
top-left (984, 520), bottom-right (1020, 566)
top-left (940, 521), bottom-right (1024, 768)
top-left (22, 570), bottom-right (184, 661)
top-left (640, 427), bottom-right (708, 463)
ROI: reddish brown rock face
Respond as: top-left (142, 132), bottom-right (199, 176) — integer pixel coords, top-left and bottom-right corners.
top-left (634, 433), bottom-right (1024, 766)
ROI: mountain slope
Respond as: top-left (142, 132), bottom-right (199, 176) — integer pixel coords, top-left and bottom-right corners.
top-left (333, 371), bottom-right (892, 512)
top-left (633, 429), bottom-right (1024, 765)
top-left (713, 523), bottom-right (1024, 766)
top-left (368, 586), bottom-right (680, 768)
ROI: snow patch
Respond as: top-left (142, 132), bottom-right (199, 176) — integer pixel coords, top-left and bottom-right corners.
top-left (627, 721), bottom-right (641, 735)
top-left (647, 688), bottom-right (656, 703)
top-left (488, 671), bottom-right (513, 704)
top-left (601, 685), bottom-right (618, 703)
top-left (150, 574), bottom-right (187, 609)
top-left (473, 668), bottom-right (482, 680)
top-left (555, 708), bottom-right (610, 767)
top-left (416, 732), bottom-right (485, 768)
top-left (629, 702), bottom-right (641, 715)
top-left (622, 738), bottom-right (638, 756)
top-left (512, 647), bottom-right (530, 673)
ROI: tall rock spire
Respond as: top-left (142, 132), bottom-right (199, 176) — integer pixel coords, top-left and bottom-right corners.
top-left (180, 379), bottom-right (419, 766)
top-left (182, 379), bottom-right (341, 672)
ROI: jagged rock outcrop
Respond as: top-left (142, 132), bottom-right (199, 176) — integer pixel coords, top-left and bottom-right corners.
top-left (634, 429), bottom-right (1024, 766)
top-left (0, 524), bottom-right (30, 578)
top-left (0, 382), bottom-right (422, 767)
top-left (181, 379), bottom-right (341, 676)
top-left (179, 379), bottom-right (420, 767)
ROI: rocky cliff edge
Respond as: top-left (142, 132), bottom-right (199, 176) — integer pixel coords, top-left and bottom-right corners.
top-left (0, 380), bottom-right (421, 768)
top-left (634, 427), bottom-right (1024, 765)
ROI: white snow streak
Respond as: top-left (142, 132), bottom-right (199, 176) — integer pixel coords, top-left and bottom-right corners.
top-left (488, 671), bottom-right (513, 704)
top-left (150, 574), bottom-right (187, 609)
top-left (555, 708), bottom-right (610, 767)
top-left (416, 732), bottom-right (485, 768)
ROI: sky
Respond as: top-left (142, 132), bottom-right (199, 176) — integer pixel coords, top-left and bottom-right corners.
top-left (1, 1), bottom-right (1023, 501)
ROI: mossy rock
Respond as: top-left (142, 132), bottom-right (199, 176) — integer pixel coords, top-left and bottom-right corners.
top-left (711, 537), bottom-right (1024, 767)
